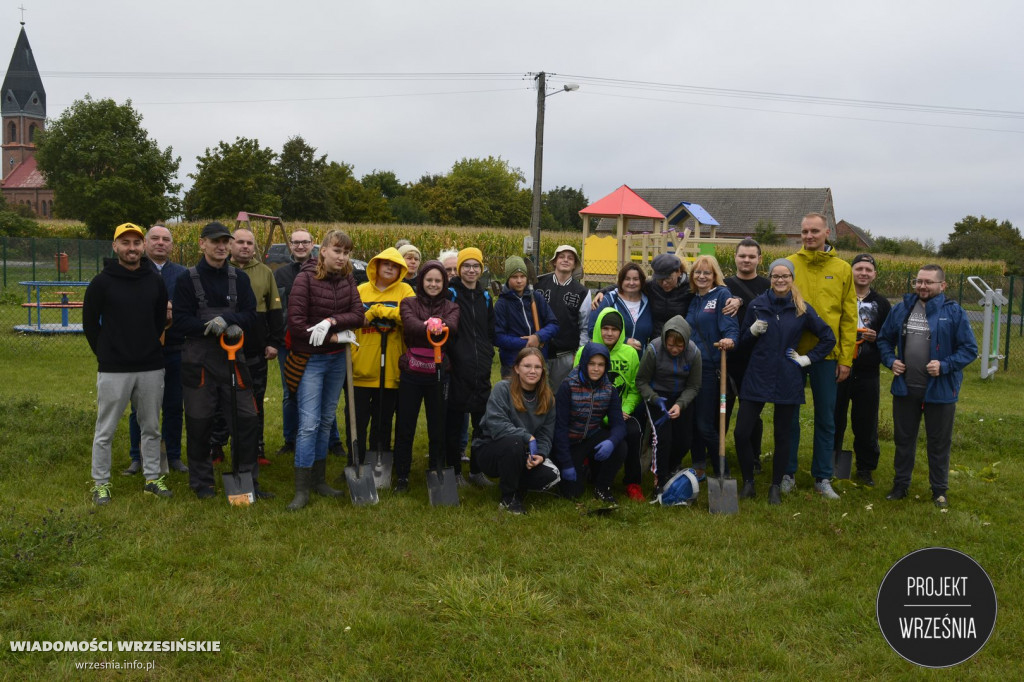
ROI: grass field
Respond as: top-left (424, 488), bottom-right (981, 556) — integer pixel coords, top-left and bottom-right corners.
top-left (0, 336), bottom-right (1021, 679)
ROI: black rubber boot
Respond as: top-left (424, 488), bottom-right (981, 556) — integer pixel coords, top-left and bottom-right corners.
top-left (286, 467), bottom-right (313, 511)
top-left (740, 480), bottom-right (756, 499)
top-left (312, 459), bottom-right (344, 498)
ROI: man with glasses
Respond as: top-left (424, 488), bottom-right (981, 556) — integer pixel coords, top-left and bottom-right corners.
top-left (536, 245), bottom-right (591, 390)
top-left (784, 213), bottom-right (857, 500)
top-left (877, 265), bottom-right (977, 508)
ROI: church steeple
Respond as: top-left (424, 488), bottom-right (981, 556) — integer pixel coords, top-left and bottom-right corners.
top-left (2, 25), bottom-right (45, 118)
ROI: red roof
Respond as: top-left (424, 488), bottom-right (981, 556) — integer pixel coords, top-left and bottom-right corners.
top-left (2, 155), bottom-right (47, 189)
top-left (579, 184), bottom-right (665, 219)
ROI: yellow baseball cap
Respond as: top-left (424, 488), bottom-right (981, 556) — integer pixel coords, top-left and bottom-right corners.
top-left (113, 223), bottom-right (146, 240)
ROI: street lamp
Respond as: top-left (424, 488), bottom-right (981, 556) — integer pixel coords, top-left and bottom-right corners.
top-left (529, 72), bottom-right (579, 269)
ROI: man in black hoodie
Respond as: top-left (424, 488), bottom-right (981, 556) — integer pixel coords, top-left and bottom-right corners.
top-left (84, 223), bottom-right (170, 505)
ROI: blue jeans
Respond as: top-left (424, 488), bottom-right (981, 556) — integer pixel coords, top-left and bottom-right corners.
top-left (279, 346), bottom-right (341, 447)
top-left (294, 351), bottom-right (347, 468)
top-left (129, 350), bottom-right (183, 462)
top-left (787, 359), bottom-right (837, 480)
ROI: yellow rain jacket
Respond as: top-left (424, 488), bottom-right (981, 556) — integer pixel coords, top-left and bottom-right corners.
top-left (789, 246), bottom-right (857, 367)
top-left (352, 248), bottom-right (416, 388)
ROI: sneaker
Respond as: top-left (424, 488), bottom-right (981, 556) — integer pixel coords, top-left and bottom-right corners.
top-left (593, 487), bottom-right (618, 506)
top-left (121, 460), bottom-right (141, 476)
top-left (780, 474), bottom-right (796, 493)
top-left (855, 470), bottom-right (875, 487)
top-left (393, 478), bottom-right (409, 493)
top-left (210, 444), bottom-right (224, 466)
top-left (468, 472), bottom-right (494, 488)
top-left (91, 482), bottom-right (112, 505)
top-left (814, 479), bottom-right (840, 500)
top-left (933, 493), bottom-right (949, 509)
top-left (254, 486), bottom-right (276, 500)
top-left (499, 497), bottom-right (526, 515)
top-left (144, 476), bottom-right (173, 498)
top-left (740, 480), bottom-right (756, 499)
top-left (454, 474), bottom-right (468, 488)
top-left (768, 484), bottom-right (782, 505)
top-left (257, 455), bottom-right (272, 467)
top-left (275, 442), bottom-right (295, 457)
top-left (168, 459), bottom-right (189, 473)
top-left (625, 484), bottom-right (645, 502)
top-left (886, 485), bottom-right (908, 501)
top-left (195, 486), bottom-right (217, 500)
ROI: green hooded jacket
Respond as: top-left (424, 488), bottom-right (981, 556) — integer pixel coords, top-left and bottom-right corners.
top-left (574, 307), bottom-right (640, 415)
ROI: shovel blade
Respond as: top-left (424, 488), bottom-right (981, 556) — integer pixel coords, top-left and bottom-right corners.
top-left (708, 477), bottom-right (739, 515)
top-left (222, 470), bottom-right (255, 506)
top-left (345, 464), bottom-right (379, 506)
top-left (370, 450), bottom-right (393, 491)
top-left (426, 467), bottom-right (460, 507)
top-left (833, 449), bottom-right (853, 480)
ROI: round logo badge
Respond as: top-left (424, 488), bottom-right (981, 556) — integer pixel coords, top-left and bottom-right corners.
top-left (877, 547), bottom-right (997, 668)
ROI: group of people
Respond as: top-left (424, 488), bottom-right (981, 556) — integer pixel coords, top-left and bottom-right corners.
top-left (84, 212), bottom-right (978, 513)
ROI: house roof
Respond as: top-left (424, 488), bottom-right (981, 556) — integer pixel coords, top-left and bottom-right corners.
top-left (1, 26), bottom-right (45, 117)
top-left (597, 187), bottom-right (835, 236)
top-left (579, 184), bottom-right (665, 219)
top-left (836, 219), bottom-right (874, 248)
top-left (1, 155), bottom-right (46, 189)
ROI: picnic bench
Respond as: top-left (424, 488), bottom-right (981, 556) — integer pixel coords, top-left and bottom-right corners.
top-left (15, 281), bottom-right (89, 334)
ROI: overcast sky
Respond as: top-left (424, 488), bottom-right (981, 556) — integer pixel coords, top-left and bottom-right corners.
top-left (9, 1), bottom-right (1024, 243)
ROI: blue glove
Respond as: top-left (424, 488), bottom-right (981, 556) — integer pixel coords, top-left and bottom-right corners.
top-left (561, 466), bottom-right (577, 481)
top-left (593, 440), bottom-right (615, 462)
top-left (528, 439), bottom-right (538, 457)
top-left (655, 397), bottom-right (668, 413)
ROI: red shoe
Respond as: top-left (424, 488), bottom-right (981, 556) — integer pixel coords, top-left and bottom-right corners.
top-left (258, 456), bottom-right (272, 467)
top-left (626, 484), bottom-right (645, 502)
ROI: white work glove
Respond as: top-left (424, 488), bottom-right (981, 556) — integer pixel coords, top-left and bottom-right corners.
top-left (336, 329), bottom-right (359, 347)
top-left (307, 318), bottom-right (332, 347)
top-left (786, 348), bottom-right (811, 367)
top-left (750, 319), bottom-right (769, 336)
top-left (203, 316), bottom-right (227, 336)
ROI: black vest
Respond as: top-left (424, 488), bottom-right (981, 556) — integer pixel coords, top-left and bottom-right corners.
top-left (536, 273), bottom-right (588, 355)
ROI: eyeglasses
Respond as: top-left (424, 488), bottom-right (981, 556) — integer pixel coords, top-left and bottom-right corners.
top-left (692, 270), bottom-right (713, 277)
top-left (461, 263), bottom-right (482, 271)
top-left (913, 279), bottom-right (943, 286)
top-left (290, 240), bottom-right (312, 246)
top-left (770, 274), bottom-right (792, 280)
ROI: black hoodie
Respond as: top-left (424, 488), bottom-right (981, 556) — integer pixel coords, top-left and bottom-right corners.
top-left (83, 257), bottom-right (168, 373)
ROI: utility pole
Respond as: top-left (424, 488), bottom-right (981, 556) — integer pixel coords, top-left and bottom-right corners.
top-left (529, 71), bottom-right (546, 268)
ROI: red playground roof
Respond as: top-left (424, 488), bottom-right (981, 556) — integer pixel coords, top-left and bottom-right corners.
top-left (579, 184), bottom-right (665, 219)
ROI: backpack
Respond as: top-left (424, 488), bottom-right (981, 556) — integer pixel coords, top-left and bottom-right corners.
top-left (651, 468), bottom-right (699, 506)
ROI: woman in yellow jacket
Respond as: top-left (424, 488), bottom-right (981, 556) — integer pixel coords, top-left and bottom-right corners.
top-left (352, 247), bottom-right (416, 463)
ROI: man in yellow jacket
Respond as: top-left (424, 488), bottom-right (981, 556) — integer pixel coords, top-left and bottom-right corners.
top-left (352, 248), bottom-right (415, 462)
top-left (782, 212), bottom-right (857, 500)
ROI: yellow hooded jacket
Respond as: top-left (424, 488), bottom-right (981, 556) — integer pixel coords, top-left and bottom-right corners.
top-left (352, 248), bottom-right (416, 388)
top-left (788, 246), bottom-right (857, 367)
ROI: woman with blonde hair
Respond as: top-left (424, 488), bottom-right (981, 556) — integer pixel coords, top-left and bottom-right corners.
top-left (473, 347), bottom-right (560, 514)
top-left (285, 230), bottom-right (365, 510)
top-left (734, 258), bottom-right (835, 504)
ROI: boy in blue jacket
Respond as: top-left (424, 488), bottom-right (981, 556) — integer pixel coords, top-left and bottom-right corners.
top-left (495, 256), bottom-right (558, 377)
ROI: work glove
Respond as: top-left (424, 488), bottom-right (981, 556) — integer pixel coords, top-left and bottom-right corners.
top-left (560, 466), bottom-right (577, 482)
top-left (653, 397), bottom-right (670, 426)
top-left (750, 319), bottom-right (769, 336)
top-left (307, 318), bottom-right (332, 347)
top-left (528, 438), bottom-right (538, 457)
top-left (203, 316), bottom-right (227, 337)
top-left (336, 329), bottom-right (359, 347)
top-left (593, 440), bottom-right (615, 462)
top-left (224, 324), bottom-right (243, 343)
top-left (786, 348), bottom-right (811, 367)
top-left (426, 316), bottom-right (445, 335)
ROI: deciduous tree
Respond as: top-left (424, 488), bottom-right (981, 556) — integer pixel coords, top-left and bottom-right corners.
top-left (184, 137), bottom-right (279, 220)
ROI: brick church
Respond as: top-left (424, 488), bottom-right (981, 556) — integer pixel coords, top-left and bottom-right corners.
top-left (1, 22), bottom-right (53, 216)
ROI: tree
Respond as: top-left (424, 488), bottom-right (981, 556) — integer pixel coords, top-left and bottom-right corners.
top-left (872, 236), bottom-right (937, 256)
top-left (184, 137), bottom-right (279, 220)
top-left (325, 162), bottom-right (390, 223)
top-left (361, 170), bottom-right (405, 201)
top-left (753, 219), bottom-right (786, 245)
top-left (34, 95), bottom-right (180, 237)
top-left (541, 185), bottom-right (588, 231)
top-left (940, 215), bottom-right (1024, 273)
top-left (421, 156), bottom-right (531, 227)
top-left (276, 136), bottom-right (330, 221)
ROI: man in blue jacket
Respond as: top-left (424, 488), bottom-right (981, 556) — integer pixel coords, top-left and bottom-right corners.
top-left (877, 265), bottom-right (977, 509)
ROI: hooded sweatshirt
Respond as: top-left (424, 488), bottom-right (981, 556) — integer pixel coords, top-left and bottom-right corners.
top-left (551, 342), bottom-right (625, 470)
top-left (788, 245), bottom-right (857, 366)
top-left (352, 248), bottom-right (415, 388)
top-left (83, 257), bottom-right (168, 373)
top-left (636, 315), bottom-right (702, 411)
top-left (574, 308), bottom-right (640, 416)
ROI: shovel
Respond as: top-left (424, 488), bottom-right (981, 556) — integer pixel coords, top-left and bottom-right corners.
top-left (708, 344), bottom-right (739, 515)
top-left (425, 326), bottom-right (459, 507)
top-left (368, 319), bottom-right (395, 490)
top-left (220, 333), bottom-right (254, 506)
top-left (344, 345), bottom-right (378, 506)
top-left (833, 449), bottom-right (853, 480)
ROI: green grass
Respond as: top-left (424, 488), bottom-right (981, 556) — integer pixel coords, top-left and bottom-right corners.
top-left (0, 338), bottom-right (1022, 679)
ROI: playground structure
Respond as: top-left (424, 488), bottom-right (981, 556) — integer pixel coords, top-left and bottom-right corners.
top-left (15, 280), bottom-right (89, 334)
top-left (578, 185), bottom-right (740, 283)
top-left (967, 276), bottom-right (1008, 379)
top-left (233, 212), bottom-right (286, 264)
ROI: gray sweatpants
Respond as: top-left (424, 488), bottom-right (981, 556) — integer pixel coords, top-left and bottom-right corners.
top-left (92, 370), bottom-right (164, 485)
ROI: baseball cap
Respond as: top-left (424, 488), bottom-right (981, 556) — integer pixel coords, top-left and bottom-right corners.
top-left (113, 223), bottom-right (146, 240)
top-left (200, 222), bottom-right (233, 240)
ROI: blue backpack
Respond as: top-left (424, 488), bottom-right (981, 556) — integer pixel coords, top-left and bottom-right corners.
top-left (651, 468), bottom-right (699, 506)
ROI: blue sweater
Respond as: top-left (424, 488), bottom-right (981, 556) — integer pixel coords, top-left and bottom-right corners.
top-left (685, 285), bottom-right (739, 370)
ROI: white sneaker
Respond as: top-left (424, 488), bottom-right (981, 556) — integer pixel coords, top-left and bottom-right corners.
top-left (815, 479), bottom-right (840, 500)
top-left (780, 475), bottom-right (796, 493)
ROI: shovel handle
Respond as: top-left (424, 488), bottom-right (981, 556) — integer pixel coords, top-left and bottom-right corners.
top-left (220, 332), bottom-right (244, 361)
top-left (428, 325), bottom-right (449, 363)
